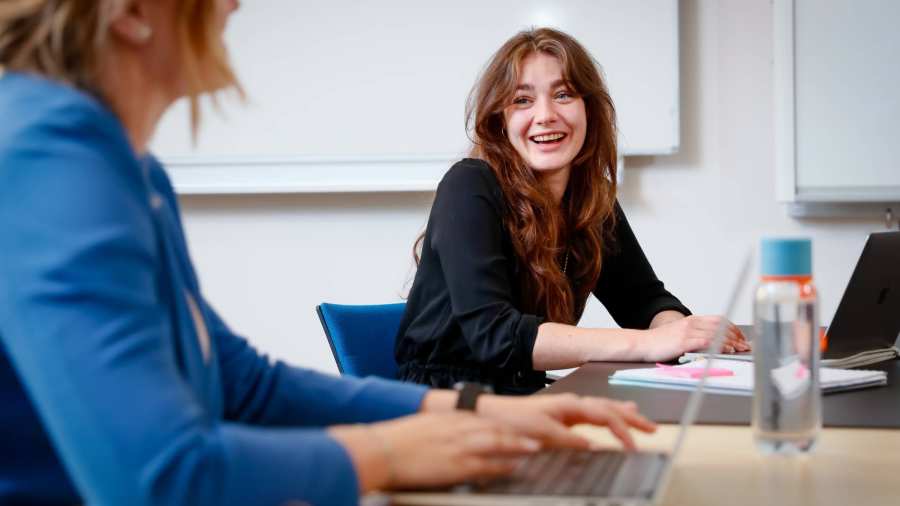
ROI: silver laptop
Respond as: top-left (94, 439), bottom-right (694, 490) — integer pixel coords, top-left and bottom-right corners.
top-left (391, 255), bottom-right (753, 506)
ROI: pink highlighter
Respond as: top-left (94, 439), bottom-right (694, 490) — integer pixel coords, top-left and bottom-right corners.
top-left (654, 363), bottom-right (735, 379)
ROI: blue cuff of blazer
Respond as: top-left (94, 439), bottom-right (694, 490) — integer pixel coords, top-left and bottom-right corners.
top-left (350, 376), bottom-right (429, 420)
top-left (215, 425), bottom-right (361, 506)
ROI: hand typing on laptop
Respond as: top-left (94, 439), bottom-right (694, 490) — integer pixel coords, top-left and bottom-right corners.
top-left (474, 395), bottom-right (656, 451)
top-left (328, 392), bottom-right (656, 493)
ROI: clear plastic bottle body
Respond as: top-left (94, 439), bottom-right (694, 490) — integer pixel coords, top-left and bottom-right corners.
top-left (752, 280), bottom-right (822, 454)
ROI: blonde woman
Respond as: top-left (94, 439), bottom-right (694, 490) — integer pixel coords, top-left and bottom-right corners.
top-left (0, 1), bottom-right (656, 504)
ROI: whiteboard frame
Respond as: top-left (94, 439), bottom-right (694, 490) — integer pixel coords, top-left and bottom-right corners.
top-left (165, 152), bottom-right (627, 194)
top-left (165, 154), bottom-right (457, 194)
top-left (167, 149), bottom-right (636, 195)
top-left (774, 0), bottom-right (900, 215)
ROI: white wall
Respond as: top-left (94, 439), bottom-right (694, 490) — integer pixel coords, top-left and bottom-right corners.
top-left (177, 0), bottom-right (888, 373)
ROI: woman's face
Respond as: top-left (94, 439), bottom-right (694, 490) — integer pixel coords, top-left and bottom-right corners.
top-left (503, 52), bottom-right (587, 175)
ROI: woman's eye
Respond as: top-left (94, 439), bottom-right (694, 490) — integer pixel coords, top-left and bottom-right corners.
top-left (513, 96), bottom-right (531, 106)
top-left (555, 91), bottom-right (573, 101)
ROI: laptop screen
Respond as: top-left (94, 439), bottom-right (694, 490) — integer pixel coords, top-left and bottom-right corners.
top-left (824, 232), bottom-right (900, 358)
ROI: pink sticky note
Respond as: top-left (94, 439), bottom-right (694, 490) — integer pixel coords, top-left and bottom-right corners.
top-left (654, 363), bottom-right (735, 379)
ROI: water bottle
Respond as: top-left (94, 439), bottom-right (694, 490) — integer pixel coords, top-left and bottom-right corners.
top-left (752, 238), bottom-right (821, 454)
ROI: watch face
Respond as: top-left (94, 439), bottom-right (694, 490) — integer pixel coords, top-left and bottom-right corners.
top-left (455, 382), bottom-right (487, 411)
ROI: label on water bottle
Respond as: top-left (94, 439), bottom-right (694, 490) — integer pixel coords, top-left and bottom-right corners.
top-left (770, 359), bottom-right (811, 400)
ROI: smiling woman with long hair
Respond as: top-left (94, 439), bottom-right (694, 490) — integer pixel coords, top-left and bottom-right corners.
top-left (395, 28), bottom-right (749, 395)
top-left (0, 5), bottom-right (658, 505)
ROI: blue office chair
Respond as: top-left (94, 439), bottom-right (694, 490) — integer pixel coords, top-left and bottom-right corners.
top-left (316, 302), bottom-right (406, 379)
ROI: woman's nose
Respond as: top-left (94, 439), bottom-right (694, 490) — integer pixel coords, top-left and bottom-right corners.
top-left (534, 97), bottom-right (557, 125)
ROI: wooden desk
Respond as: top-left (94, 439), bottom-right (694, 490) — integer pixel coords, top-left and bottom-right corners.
top-left (385, 424), bottom-right (900, 506)
top-left (576, 423), bottom-right (900, 506)
top-left (544, 358), bottom-right (900, 505)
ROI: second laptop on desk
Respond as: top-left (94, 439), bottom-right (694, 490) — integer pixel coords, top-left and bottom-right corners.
top-left (682, 231), bottom-right (900, 369)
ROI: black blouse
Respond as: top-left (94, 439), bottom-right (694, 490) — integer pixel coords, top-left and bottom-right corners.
top-left (394, 159), bottom-right (690, 394)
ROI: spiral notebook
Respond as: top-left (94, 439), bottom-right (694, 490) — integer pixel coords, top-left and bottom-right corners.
top-left (679, 347), bottom-right (899, 369)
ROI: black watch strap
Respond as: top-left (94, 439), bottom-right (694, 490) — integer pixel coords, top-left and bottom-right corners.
top-left (454, 382), bottom-right (489, 411)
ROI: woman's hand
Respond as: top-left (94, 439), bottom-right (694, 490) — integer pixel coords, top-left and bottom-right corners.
top-left (640, 314), bottom-right (750, 362)
top-left (476, 394), bottom-right (657, 451)
top-left (328, 412), bottom-right (541, 493)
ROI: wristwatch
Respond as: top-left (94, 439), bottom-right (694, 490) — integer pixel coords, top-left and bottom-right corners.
top-left (453, 382), bottom-right (492, 411)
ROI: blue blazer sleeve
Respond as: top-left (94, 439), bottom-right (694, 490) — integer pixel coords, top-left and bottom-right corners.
top-left (0, 77), bottom-right (418, 506)
top-left (142, 155), bottom-right (430, 427)
top-left (204, 298), bottom-right (428, 426)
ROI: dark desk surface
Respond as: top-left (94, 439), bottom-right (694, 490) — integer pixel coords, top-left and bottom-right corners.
top-left (543, 359), bottom-right (900, 429)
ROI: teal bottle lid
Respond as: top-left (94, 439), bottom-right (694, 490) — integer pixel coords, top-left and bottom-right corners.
top-left (760, 238), bottom-right (812, 277)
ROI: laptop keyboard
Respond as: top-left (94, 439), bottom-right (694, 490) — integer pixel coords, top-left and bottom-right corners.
top-left (464, 449), bottom-right (629, 497)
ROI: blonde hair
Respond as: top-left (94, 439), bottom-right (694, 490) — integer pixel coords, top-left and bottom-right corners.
top-left (0, 0), bottom-right (241, 131)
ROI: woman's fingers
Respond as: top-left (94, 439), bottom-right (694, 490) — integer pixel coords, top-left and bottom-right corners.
top-left (505, 403), bottom-right (593, 449)
top-left (554, 398), bottom-right (657, 451)
top-left (687, 317), bottom-right (751, 353)
top-left (685, 336), bottom-right (710, 351)
top-left (533, 419), bottom-right (593, 449)
top-left (461, 455), bottom-right (521, 479)
top-left (732, 324), bottom-right (751, 351)
top-left (595, 402), bottom-right (659, 451)
top-left (598, 409), bottom-right (637, 450)
top-left (552, 396), bottom-right (631, 426)
top-left (723, 325), bottom-right (750, 352)
top-left (463, 424), bottom-right (542, 455)
top-left (615, 404), bottom-right (657, 433)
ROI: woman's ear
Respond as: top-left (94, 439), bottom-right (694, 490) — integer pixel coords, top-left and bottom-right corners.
top-left (109, 0), bottom-right (153, 46)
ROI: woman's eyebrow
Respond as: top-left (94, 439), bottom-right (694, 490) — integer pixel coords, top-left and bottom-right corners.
top-left (516, 79), bottom-right (568, 92)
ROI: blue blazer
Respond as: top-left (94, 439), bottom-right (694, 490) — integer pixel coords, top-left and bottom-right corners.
top-left (0, 71), bottom-right (427, 505)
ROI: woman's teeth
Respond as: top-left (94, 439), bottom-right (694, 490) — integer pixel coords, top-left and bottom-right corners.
top-left (531, 133), bottom-right (566, 143)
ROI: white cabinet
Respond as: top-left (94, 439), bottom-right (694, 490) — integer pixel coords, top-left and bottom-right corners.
top-left (774, 0), bottom-right (900, 217)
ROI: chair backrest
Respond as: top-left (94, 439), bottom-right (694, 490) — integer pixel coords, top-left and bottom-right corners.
top-left (315, 302), bottom-right (405, 379)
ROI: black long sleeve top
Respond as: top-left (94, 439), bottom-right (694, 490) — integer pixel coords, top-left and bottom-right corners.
top-left (395, 159), bottom-right (690, 394)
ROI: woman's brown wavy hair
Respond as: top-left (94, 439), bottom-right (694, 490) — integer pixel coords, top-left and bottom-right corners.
top-left (418, 27), bottom-right (618, 324)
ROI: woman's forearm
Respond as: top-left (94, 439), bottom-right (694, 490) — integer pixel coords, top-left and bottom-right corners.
top-left (531, 323), bottom-right (648, 370)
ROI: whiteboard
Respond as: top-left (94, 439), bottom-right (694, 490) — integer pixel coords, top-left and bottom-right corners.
top-left (153, 1), bottom-right (679, 194)
top-left (775, 0), bottom-right (900, 208)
